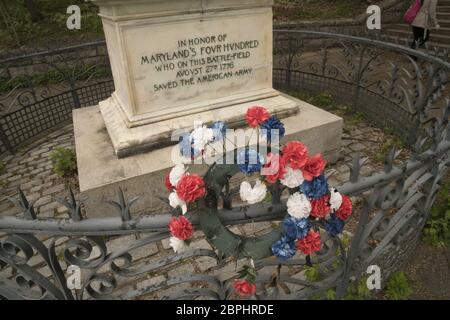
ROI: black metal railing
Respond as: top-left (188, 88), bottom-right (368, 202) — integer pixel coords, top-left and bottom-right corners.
top-left (0, 40), bottom-right (110, 154)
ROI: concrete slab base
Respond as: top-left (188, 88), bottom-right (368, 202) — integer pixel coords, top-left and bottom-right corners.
top-left (73, 95), bottom-right (343, 217)
top-left (100, 91), bottom-right (299, 158)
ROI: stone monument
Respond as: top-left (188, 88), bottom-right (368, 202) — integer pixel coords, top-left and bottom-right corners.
top-left (74, 0), bottom-right (343, 216)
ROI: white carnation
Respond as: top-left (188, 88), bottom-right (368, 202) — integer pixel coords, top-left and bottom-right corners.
top-left (190, 125), bottom-right (214, 150)
top-left (169, 192), bottom-right (187, 214)
top-left (169, 236), bottom-right (188, 253)
top-left (239, 180), bottom-right (267, 205)
top-left (287, 192), bottom-right (311, 219)
top-left (329, 188), bottom-right (343, 211)
top-left (169, 164), bottom-right (186, 186)
top-left (280, 166), bottom-right (305, 188)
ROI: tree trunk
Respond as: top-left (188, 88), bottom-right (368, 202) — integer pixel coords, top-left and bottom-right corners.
top-left (24, 0), bottom-right (42, 22)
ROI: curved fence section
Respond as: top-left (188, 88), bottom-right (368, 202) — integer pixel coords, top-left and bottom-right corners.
top-left (0, 31), bottom-right (449, 300)
top-left (0, 41), bottom-right (110, 154)
top-left (0, 80), bottom-right (113, 153)
top-left (273, 30), bottom-right (450, 146)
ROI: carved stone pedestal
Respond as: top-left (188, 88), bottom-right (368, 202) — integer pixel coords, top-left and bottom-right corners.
top-left (74, 0), bottom-right (343, 217)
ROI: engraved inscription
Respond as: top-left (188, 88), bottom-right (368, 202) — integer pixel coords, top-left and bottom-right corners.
top-left (140, 34), bottom-right (260, 92)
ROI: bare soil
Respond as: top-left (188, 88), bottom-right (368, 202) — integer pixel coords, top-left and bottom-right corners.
top-left (404, 244), bottom-right (450, 299)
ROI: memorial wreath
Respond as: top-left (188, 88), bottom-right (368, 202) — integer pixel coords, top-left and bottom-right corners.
top-left (164, 106), bottom-right (353, 297)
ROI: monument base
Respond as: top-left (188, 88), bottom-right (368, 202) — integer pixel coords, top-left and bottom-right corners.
top-left (100, 91), bottom-right (299, 158)
top-left (74, 95), bottom-right (343, 218)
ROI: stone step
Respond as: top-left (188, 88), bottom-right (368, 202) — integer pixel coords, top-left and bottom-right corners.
top-left (380, 37), bottom-right (450, 50)
top-left (437, 6), bottom-right (450, 12)
top-left (380, 31), bottom-right (450, 50)
top-left (384, 28), bottom-right (450, 44)
top-left (438, 12), bottom-right (450, 20)
top-left (437, 20), bottom-right (450, 28)
top-left (438, 19), bottom-right (450, 29)
top-left (385, 23), bottom-right (450, 36)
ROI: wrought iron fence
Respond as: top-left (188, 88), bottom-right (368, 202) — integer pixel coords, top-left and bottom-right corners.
top-left (0, 31), bottom-right (449, 300)
top-left (0, 40), bottom-right (111, 154)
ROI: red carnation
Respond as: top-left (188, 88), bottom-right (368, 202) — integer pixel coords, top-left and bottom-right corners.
top-left (168, 216), bottom-right (194, 241)
top-left (310, 195), bottom-right (331, 219)
top-left (281, 141), bottom-right (309, 170)
top-left (336, 195), bottom-right (353, 221)
top-left (262, 153), bottom-right (286, 184)
top-left (297, 230), bottom-right (322, 255)
top-left (246, 106), bottom-right (270, 128)
top-left (164, 173), bottom-right (173, 192)
top-left (233, 279), bottom-right (257, 297)
top-left (176, 174), bottom-right (206, 203)
top-left (302, 154), bottom-right (327, 181)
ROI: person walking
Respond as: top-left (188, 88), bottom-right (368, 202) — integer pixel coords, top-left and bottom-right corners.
top-left (411, 0), bottom-right (440, 49)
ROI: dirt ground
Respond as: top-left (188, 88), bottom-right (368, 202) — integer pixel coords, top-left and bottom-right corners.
top-left (403, 243), bottom-right (450, 300)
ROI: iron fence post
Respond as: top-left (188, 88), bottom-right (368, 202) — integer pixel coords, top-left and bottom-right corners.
top-left (0, 120), bottom-right (13, 154)
top-left (70, 81), bottom-right (81, 109)
top-left (286, 36), bottom-right (293, 89)
top-left (351, 45), bottom-right (368, 112)
top-left (335, 197), bottom-right (371, 299)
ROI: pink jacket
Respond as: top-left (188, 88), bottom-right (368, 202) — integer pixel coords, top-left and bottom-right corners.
top-left (412, 0), bottom-right (439, 29)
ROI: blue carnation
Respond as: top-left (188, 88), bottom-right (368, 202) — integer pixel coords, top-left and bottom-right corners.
top-left (236, 148), bottom-right (264, 174)
top-left (299, 174), bottom-right (329, 199)
top-left (325, 214), bottom-right (345, 237)
top-left (260, 116), bottom-right (285, 143)
top-left (179, 133), bottom-right (201, 159)
top-left (283, 216), bottom-right (311, 240)
top-left (209, 121), bottom-right (227, 142)
top-left (271, 235), bottom-right (296, 261)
